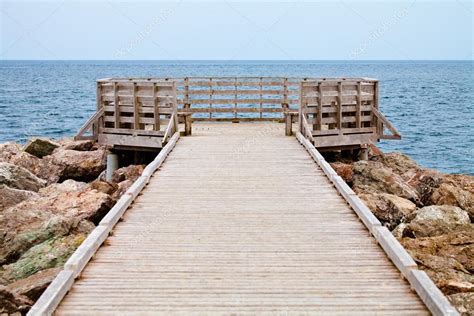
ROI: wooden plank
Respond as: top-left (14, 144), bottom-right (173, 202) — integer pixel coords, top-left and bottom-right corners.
top-left (373, 226), bottom-right (418, 276)
top-left (98, 134), bottom-right (163, 149)
top-left (113, 81), bottom-right (119, 128)
top-left (55, 123), bottom-right (427, 315)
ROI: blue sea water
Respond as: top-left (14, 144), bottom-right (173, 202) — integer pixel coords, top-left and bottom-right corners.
top-left (0, 60), bottom-right (472, 174)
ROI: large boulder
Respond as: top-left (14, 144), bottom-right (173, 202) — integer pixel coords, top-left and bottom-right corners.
top-left (431, 174), bottom-right (474, 221)
top-left (46, 148), bottom-right (106, 182)
top-left (7, 267), bottom-right (60, 301)
top-left (0, 143), bottom-right (62, 184)
top-left (359, 192), bottom-right (417, 229)
top-left (58, 138), bottom-right (96, 151)
top-left (1, 234), bottom-right (86, 283)
top-left (405, 205), bottom-right (471, 237)
top-left (0, 183), bottom-right (107, 265)
top-left (0, 285), bottom-right (32, 314)
top-left (0, 162), bottom-right (46, 192)
top-left (379, 152), bottom-right (421, 180)
top-left (23, 138), bottom-right (60, 158)
top-left (352, 161), bottom-right (421, 204)
top-left (400, 230), bottom-right (474, 300)
top-left (0, 185), bottom-right (39, 212)
top-left (0, 204), bottom-right (91, 265)
top-left (407, 169), bottom-right (444, 206)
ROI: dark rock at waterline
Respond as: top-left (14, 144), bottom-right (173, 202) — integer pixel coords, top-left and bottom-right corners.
top-left (23, 138), bottom-right (60, 158)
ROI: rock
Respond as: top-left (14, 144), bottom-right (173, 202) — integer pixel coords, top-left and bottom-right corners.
top-left (392, 223), bottom-right (408, 238)
top-left (58, 138), bottom-right (95, 151)
top-left (23, 138), bottom-right (60, 158)
top-left (448, 292), bottom-right (474, 316)
top-left (39, 179), bottom-right (88, 197)
top-left (0, 143), bottom-right (63, 184)
top-left (379, 152), bottom-right (420, 180)
top-left (352, 161), bottom-right (421, 204)
top-left (431, 174), bottom-right (474, 221)
top-left (112, 179), bottom-right (134, 200)
top-left (7, 267), bottom-right (60, 301)
top-left (0, 187), bottom-right (101, 264)
top-left (112, 164), bottom-right (145, 183)
top-left (359, 192), bottom-right (417, 229)
top-left (330, 162), bottom-right (353, 184)
top-left (1, 234), bottom-right (86, 283)
top-left (407, 169), bottom-right (444, 206)
top-left (0, 185), bottom-right (39, 212)
top-left (368, 144), bottom-right (383, 159)
top-left (47, 148), bottom-right (106, 182)
top-left (400, 230), bottom-right (474, 302)
top-left (0, 285), bottom-right (32, 314)
top-left (406, 205), bottom-right (471, 237)
top-left (0, 162), bottom-right (46, 192)
top-left (90, 180), bottom-right (118, 195)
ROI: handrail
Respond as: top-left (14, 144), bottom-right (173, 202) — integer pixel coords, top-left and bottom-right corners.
top-left (74, 108), bottom-right (104, 141)
top-left (371, 107), bottom-right (401, 140)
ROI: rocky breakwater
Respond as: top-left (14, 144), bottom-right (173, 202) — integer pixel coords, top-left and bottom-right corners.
top-left (0, 138), bottom-right (144, 314)
top-left (330, 146), bottom-right (473, 315)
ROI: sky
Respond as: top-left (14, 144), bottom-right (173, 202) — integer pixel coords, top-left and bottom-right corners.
top-left (0, 0), bottom-right (472, 60)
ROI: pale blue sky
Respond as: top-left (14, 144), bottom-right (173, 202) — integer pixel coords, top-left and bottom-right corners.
top-left (1, 0), bottom-right (472, 60)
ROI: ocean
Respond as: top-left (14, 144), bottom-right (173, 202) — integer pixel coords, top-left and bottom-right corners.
top-left (0, 60), bottom-right (472, 175)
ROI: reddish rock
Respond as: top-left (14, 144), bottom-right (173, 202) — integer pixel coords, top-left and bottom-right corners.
top-left (352, 160), bottom-right (421, 204)
top-left (112, 164), bottom-right (145, 183)
top-left (7, 267), bottom-right (60, 301)
top-left (0, 162), bottom-right (46, 192)
top-left (39, 179), bottom-right (88, 197)
top-left (379, 152), bottom-right (421, 180)
top-left (359, 192), bottom-right (417, 229)
top-left (46, 148), bottom-right (106, 182)
top-left (58, 138), bottom-right (96, 151)
top-left (330, 162), bottom-right (353, 184)
top-left (0, 185), bottom-right (39, 212)
top-left (0, 143), bottom-right (62, 184)
top-left (368, 144), bottom-right (383, 159)
top-left (90, 180), bottom-right (118, 195)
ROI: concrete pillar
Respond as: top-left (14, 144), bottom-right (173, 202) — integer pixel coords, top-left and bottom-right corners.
top-left (358, 146), bottom-right (369, 161)
top-left (106, 152), bottom-right (119, 182)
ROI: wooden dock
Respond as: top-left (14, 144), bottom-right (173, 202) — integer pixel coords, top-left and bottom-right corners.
top-left (29, 77), bottom-right (458, 315)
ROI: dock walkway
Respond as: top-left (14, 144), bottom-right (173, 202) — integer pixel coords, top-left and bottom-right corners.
top-left (55, 123), bottom-right (428, 315)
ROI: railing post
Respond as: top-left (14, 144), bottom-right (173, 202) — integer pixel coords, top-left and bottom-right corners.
top-left (183, 77), bottom-right (192, 136)
top-left (317, 81), bottom-right (323, 131)
top-left (337, 81), bottom-right (342, 130)
top-left (114, 81), bottom-right (120, 129)
top-left (356, 81), bottom-right (362, 129)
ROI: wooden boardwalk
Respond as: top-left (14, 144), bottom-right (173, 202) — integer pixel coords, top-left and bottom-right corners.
top-left (55, 123), bottom-right (428, 315)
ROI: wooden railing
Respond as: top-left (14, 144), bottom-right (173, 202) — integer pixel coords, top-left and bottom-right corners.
top-left (76, 79), bottom-right (179, 150)
top-left (299, 79), bottom-right (400, 149)
top-left (75, 77), bottom-right (400, 150)
top-left (174, 77), bottom-right (301, 135)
